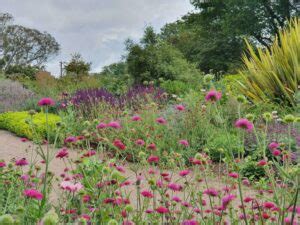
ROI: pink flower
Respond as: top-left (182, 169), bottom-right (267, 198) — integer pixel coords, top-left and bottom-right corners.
top-left (60, 181), bottom-right (83, 192)
top-left (123, 220), bottom-right (134, 225)
top-left (131, 115), bottom-right (141, 121)
top-left (113, 139), bottom-right (126, 150)
top-left (263, 202), bottom-right (276, 209)
top-left (205, 90), bottom-right (222, 102)
top-left (268, 142), bottom-right (279, 150)
top-left (172, 196), bottom-right (182, 202)
top-left (135, 139), bottom-right (145, 146)
top-left (23, 189), bottom-right (43, 200)
top-left (168, 183), bottom-right (183, 192)
top-left (181, 220), bottom-right (199, 225)
top-left (15, 158), bottom-right (28, 166)
top-left (242, 179), bottom-right (251, 186)
top-left (204, 188), bottom-right (218, 197)
top-left (96, 122), bottom-right (107, 129)
top-left (244, 197), bottom-right (253, 203)
top-left (156, 206), bottom-right (169, 214)
top-left (141, 190), bottom-right (154, 198)
top-left (56, 148), bottom-right (69, 159)
top-left (64, 136), bottom-right (77, 143)
top-left (235, 118), bottom-right (254, 132)
top-left (148, 155), bottom-right (159, 164)
top-left (272, 149), bottom-right (281, 156)
top-left (156, 117), bottom-right (167, 124)
top-left (0, 161), bottom-right (6, 168)
top-left (221, 194), bottom-right (236, 209)
top-left (20, 174), bottom-right (29, 181)
top-left (179, 170), bottom-right (190, 177)
top-left (147, 143), bottom-right (156, 150)
top-left (116, 165), bottom-right (126, 173)
top-left (38, 97), bottom-right (55, 106)
top-left (179, 140), bottom-right (189, 147)
top-left (228, 172), bottom-right (239, 179)
top-left (108, 121), bottom-right (121, 129)
top-left (20, 138), bottom-right (28, 142)
top-left (175, 105), bottom-right (185, 111)
top-left (257, 159), bottom-right (267, 166)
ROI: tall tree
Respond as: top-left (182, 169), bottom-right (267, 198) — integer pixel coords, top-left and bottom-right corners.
top-left (64, 53), bottom-right (91, 77)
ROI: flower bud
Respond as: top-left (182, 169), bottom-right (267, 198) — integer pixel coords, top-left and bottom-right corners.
top-left (236, 95), bottom-right (247, 104)
top-left (245, 114), bottom-right (255, 121)
top-left (108, 219), bottom-right (119, 225)
top-left (263, 112), bottom-right (273, 122)
top-left (283, 114), bottom-right (295, 123)
top-left (42, 211), bottom-right (59, 225)
top-left (0, 214), bottom-right (14, 225)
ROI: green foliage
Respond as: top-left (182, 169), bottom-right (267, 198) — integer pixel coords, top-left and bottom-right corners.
top-left (5, 65), bottom-right (40, 80)
top-left (126, 26), bottom-right (201, 83)
top-left (240, 160), bottom-right (266, 181)
top-left (0, 111), bottom-right (60, 141)
top-left (217, 74), bottom-right (243, 95)
top-left (64, 53), bottom-right (91, 76)
top-left (239, 19), bottom-right (300, 107)
top-left (160, 80), bottom-right (192, 95)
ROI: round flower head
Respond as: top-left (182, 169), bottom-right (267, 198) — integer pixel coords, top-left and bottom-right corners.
top-left (0, 161), bottom-right (6, 168)
top-left (108, 121), bottom-right (121, 129)
top-left (96, 122), bottom-right (107, 129)
top-left (135, 139), bottom-right (145, 146)
top-left (38, 97), bottom-right (55, 106)
top-left (15, 158), bottom-right (28, 166)
top-left (156, 117), bottom-right (167, 124)
top-left (235, 118), bottom-right (254, 132)
top-left (175, 104), bottom-right (185, 111)
top-left (24, 189), bottom-right (43, 200)
top-left (56, 148), bottom-right (69, 159)
top-left (179, 140), bottom-right (189, 147)
top-left (221, 194), bottom-right (236, 209)
top-left (228, 172), bottom-right (239, 179)
top-left (268, 142), bottom-right (279, 150)
top-left (182, 219), bottom-right (199, 225)
top-left (155, 206), bottom-right (169, 214)
top-left (131, 115), bottom-right (141, 121)
top-left (205, 90), bottom-right (222, 102)
top-left (203, 188), bottom-right (218, 197)
top-left (148, 155), bottom-right (159, 164)
top-left (141, 190), bottom-right (154, 198)
top-left (64, 136), bottom-right (77, 143)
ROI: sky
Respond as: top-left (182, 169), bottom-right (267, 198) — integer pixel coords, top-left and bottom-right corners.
top-left (1, 0), bottom-right (194, 75)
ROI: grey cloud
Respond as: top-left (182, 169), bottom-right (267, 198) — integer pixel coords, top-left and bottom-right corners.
top-left (1, 0), bottom-right (193, 75)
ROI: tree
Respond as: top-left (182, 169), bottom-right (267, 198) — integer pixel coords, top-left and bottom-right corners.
top-left (100, 62), bottom-right (128, 76)
top-left (64, 53), bottom-right (91, 76)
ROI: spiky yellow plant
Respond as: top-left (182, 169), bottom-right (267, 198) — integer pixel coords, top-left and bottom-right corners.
top-left (238, 18), bottom-right (300, 107)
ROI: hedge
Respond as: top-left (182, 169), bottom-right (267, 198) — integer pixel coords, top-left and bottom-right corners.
top-left (0, 111), bottom-right (60, 140)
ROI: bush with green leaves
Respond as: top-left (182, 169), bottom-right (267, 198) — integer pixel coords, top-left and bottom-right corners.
top-left (0, 111), bottom-right (60, 141)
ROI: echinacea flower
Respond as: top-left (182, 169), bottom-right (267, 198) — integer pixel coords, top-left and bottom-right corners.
top-left (179, 140), bottom-right (189, 147)
top-left (204, 188), bottom-right (218, 197)
top-left (235, 118), bottom-right (254, 132)
top-left (148, 155), bottom-right (159, 164)
top-left (228, 172), bottom-right (239, 179)
top-left (156, 206), bottom-right (169, 214)
top-left (56, 148), bottom-right (69, 159)
top-left (205, 90), bottom-right (222, 102)
top-left (96, 122), bottom-right (107, 129)
top-left (175, 105), bottom-right (185, 111)
top-left (272, 149), bottom-right (281, 156)
top-left (268, 142), bottom-right (279, 150)
top-left (108, 121), bottom-right (121, 129)
top-left (15, 158), bottom-right (28, 166)
top-left (60, 181), bottom-right (83, 192)
top-left (113, 139), bottom-right (126, 150)
top-left (23, 189), bottom-right (43, 200)
top-left (221, 194), bottom-right (236, 209)
top-left (0, 161), bottom-right (6, 168)
top-left (38, 97), bottom-right (55, 106)
top-left (179, 170), bottom-right (190, 177)
top-left (131, 115), bottom-right (141, 121)
top-left (181, 219), bottom-right (199, 225)
top-left (135, 139), bottom-right (145, 146)
top-left (141, 190), bottom-right (154, 198)
top-left (156, 117), bottom-right (167, 124)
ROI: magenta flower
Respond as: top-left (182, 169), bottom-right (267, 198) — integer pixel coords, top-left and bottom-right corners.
top-left (148, 155), bottom-right (159, 164)
top-left (60, 181), bottom-right (83, 192)
top-left (179, 170), bottom-right (190, 177)
top-left (64, 136), bottom-right (77, 143)
top-left (96, 122), bottom-right (107, 129)
top-left (175, 104), bottom-right (185, 111)
top-left (263, 202), bottom-right (276, 209)
top-left (141, 190), bottom-right (154, 198)
top-left (147, 143), bottom-right (156, 150)
top-left (113, 139), bottom-right (126, 150)
top-left (205, 90), bottom-right (222, 102)
top-left (15, 158), bottom-right (29, 166)
top-left (228, 172), bottom-right (239, 179)
top-left (20, 138), bottom-right (28, 142)
top-left (179, 140), bottom-right (189, 147)
top-left (172, 196), bottom-right (182, 202)
top-left (23, 189), bottom-right (43, 200)
top-left (56, 148), bottom-right (69, 159)
top-left (108, 121), bottom-right (121, 129)
top-left (181, 219), bottom-right (199, 225)
top-left (168, 183), bottom-right (183, 192)
top-left (0, 161), bottom-right (6, 168)
top-left (156, 206), bottom-right (169, 214)
top-left (257, 159), bottom-right (267, 166)
top-left (135, 139), bottom-right (145, 146)
top-left (156, 117), bottom-right (167, 124)
top-left (221, 194), bottom-right (236, 209)
top-left (131, 115), bottom-right (141, 121)
top-left (38, 97), bottom-right (55, 106)
top-left (235, 118), bottom-right (254, 132)
top-left (268, 142), bottom-right (279, 150)
top-left (272, 149), bottom-right (281, 156)
top-left (204, 188), bottom-right (219, 197)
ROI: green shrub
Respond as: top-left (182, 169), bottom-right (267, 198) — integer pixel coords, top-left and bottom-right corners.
top-left (160, 80), bottom-right (192, 95)
top-left (240, 159), bottom-right (266, 181)
top-left (0, 111), bottom-right (60, 141)
top-left (217, 74), bottom-right (243, 95)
